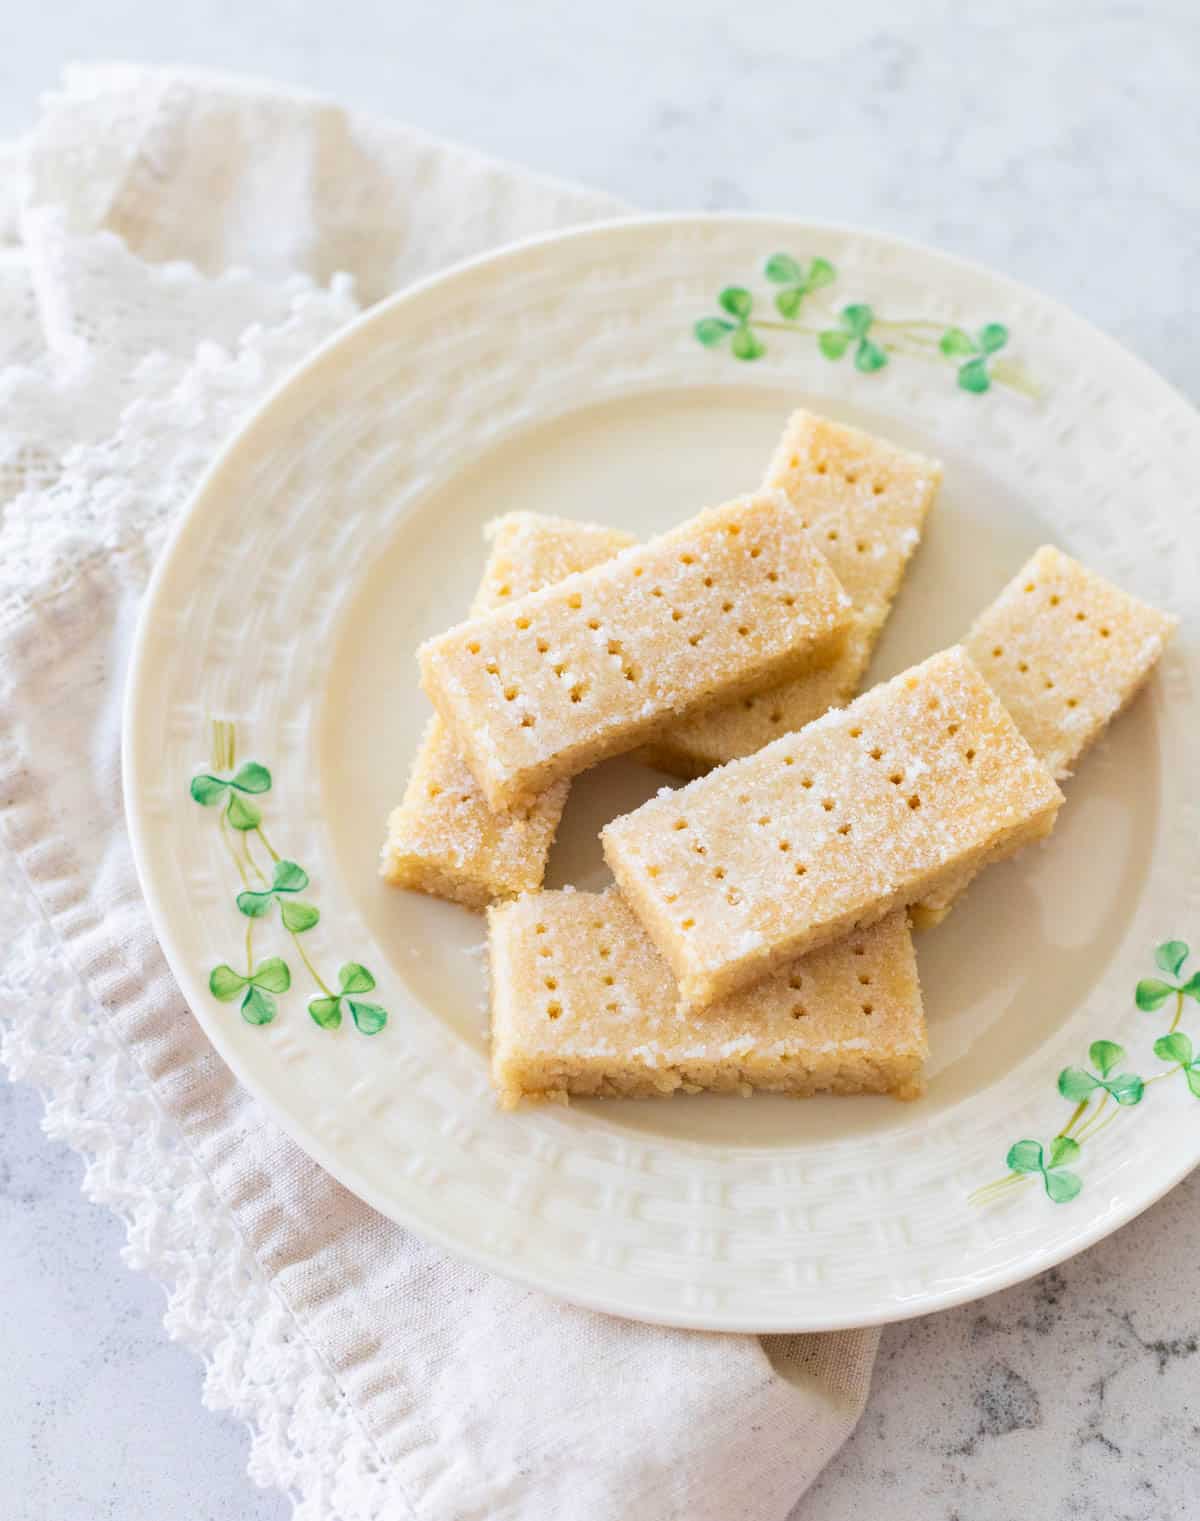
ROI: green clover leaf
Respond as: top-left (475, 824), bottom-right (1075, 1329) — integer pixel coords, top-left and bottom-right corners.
top-left (191, 760), bottom-right (272, 830)
top-left (938, 323), bottom-right (1009, 393)
top-left (1044, 1167), bottom-right (1083, 1203)
top-left (236, 859), bottom-right (310, 919)
top-left (209, 964), bottom-right (249, 1001)
top-left (226, 793), bottom-right (262, 831)
top-left (280, 900), bottom-right (321, 934)
top-left (191, 774), bottom-right (228, 805)
top-left (1057, 1067), bottom-right (1099, 1102)
top-left (775, 287), bottom-right (805, 320)
top-left (251, 958), bottom-right (291, 993)
top-left (1136, 942), bottom-right (1198, 1010)
top-left (306, 963), bottom-right (386, 1036)
top-left (1156, 940), bottom-right (1190, 977)
top-left (806, 257), bottom-right (836, 290)
top-left (731, 325), bottom-right (766, 361)
top-left (1046, 1134), bottom-right (1081, 1169)
top-left (307, 995), bottom-right (342, 1030)
top-left (694, 286), bottom-right (764, 362)
top-left (1057, 1040), bottom-right (1143, 1106)
top-left (1090, 1040), bottom-right (1123, 1078)
top-left (236, 888), bottom-right (275, 918)
top-left (1105, 1072), bottom-right (1146, 1105)
top-left (695, 317), bottom-right (734, 347)
top-left (1154, 1031), bottom-right (1193, 1065)
top-left (1136, 978), bottom-right (1175, 1011)
top-left (1152, 1030), bottom-right (1200, 1097)
top-left (1006, 1139), bottom-right (1044, 1173)
top-left (190, 760), bottom-right (272, 806)
top-left (764, 253), bottom-right (805, 285)
top-left (241, 986), bottom-right (277, 1026)
top-left (718, 286), bottom-right (753, 319)
top-left (764, 253), bottom-right (836, 319)
top-left (1006, 1134), bottom-right (1082, 1202)
top-left (273, 860), bottom-right (307, 892)
top-left (957, 356), bottom-right (991, 394)
top-left (339, 963), bottom-right (376, 994)
top-left (939, 327), bottom-right (976, 358)
top-left (348, 1001), bottom-right (388, 1035)
top-left (818, 305), bottom-right (888, 375)
top-left (208, 957), bottom-right (290, 1001)
top-left (208, 957), bottom-right (291, 1025)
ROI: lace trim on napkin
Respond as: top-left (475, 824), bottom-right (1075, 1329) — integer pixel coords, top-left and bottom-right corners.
top-left (0, 827), bottom-right (419, 1520)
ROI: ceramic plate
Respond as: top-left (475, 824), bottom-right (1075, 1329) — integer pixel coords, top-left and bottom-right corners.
top-left (124, 215), bottom-right (1200, 1332)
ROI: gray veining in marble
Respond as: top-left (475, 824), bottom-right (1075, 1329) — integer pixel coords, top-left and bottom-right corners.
top-left (2, 3), bottom-right (1198, 1518)
top-left (802, 1168), bottom-right (1200, 1519)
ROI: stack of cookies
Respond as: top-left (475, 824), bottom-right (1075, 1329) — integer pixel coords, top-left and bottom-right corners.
top-left (383, 412), bottom-right (1176, 1108)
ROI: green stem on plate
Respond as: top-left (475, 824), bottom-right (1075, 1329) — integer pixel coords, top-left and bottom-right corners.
top-left (211, 718), bottom-right (235, 772)
top-left (1072, 1092), bottom-right (1111, 1145)
top-left (879, 339), bottom-right (942, 361)
top-left (873, 317), bottom-right (949, 334)
top-left (1169, 989), bottom-right (1185, 1034)
top-left (241, 828), bottom-right (270, 887)
top-left (968, 1172), bottom-right (1031, 1205)
top-left (219, 805), bottom-right (252, 890)
top-left (751, 318), bottom-right (824, 336)
top-left (988, 358), bottom-right (1041, 401)
top-left (877, 330), bottom-right (942, 351)
top-left (290, 932), bottom-right (334, 999)
top-left (1058, 1098), bottom-right (1090, 1140)
top-left (255, 824), bottom-right (281, 864)
top-left (1076, 1105), bottom-right (1120, 1147)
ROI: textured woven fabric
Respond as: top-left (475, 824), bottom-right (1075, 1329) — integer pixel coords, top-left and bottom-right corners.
top-left (0, 63), bottom-right (879, 1520)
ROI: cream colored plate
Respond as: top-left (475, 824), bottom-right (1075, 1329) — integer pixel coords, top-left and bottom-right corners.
top-left (124, 216), bottom-right (1200, 1331)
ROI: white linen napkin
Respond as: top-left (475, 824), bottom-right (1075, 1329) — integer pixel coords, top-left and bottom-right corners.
top-left (0, 63), bottom-right (879, 1521)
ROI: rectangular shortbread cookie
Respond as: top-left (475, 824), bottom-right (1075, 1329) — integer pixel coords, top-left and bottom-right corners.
top-left (964, 545), bottom-right (1177, 780)
top-left (911, 545), bottom-right (1177, 926)
top-left (643, 411), bottom-right (941, 775)
top-left (488, 891), bottom-right (926, 1106)
top-left (381, 513), bottom-right (634, 908)
top-left (603, 647), bottom-right (1064, 1009)
top-left (419, 491), bottom-right (853, 811)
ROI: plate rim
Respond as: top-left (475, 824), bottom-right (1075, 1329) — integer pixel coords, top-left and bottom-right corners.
top-left (123, 210), bottom-right (1200, 1332)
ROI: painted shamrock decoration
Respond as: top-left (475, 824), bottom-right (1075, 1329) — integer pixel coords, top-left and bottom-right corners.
top-left (764, 252), bottom-right (835, 318)
top-left (1152, 1032), bottom-right (1200, 1098)
top-left (194, 721), bottom-right (388, 1036)
top-left (308, 963), bottom-right (388, 1035)
top-left (693, 251), bottom-right (1036, 395)
top-left (190, 760), bottom-right (272, 830)
top-left (236, 858), bottom-right (320, 934)
top-left (976, 934), bottom-right (1199, 1209)
top-left (1136, 941), bottom-right (1200, 1013)
top-left (1057, 1040), bottom-right (1144, 1107)
top-left (1006, 1135), bottom-right (1082, 1203)
top-left (818, 305), bottom-right (887, 373)
top-left (209, 957), bottom-right (291, 1026)
top-left (694, 286), bottom-right (764, 361)
top-left (938, 323), bottom-right (1009, 393)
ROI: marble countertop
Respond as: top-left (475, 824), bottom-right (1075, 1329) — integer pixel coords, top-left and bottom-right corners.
top-left (3, 4), bottom-right (1198, 1518)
